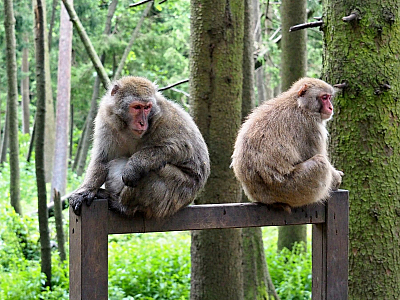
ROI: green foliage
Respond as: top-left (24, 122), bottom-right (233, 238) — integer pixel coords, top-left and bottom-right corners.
top-left (108, 233), bottom-right (191, 299)
top-left (0, 204), bottom-right (69, 300)
top-left (266, 243), bottom-right (312, 300)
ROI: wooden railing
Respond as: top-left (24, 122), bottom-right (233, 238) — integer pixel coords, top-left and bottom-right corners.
top-left (69, 189), bottom-right (349, 300)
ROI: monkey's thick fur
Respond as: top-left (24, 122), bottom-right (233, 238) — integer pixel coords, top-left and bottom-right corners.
top-left (69, 76), bottom-right (210, 218)
top-left (231, 78), bottom-right (343, 208)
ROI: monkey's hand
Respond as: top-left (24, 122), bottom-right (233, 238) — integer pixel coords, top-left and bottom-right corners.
top-left (331, 169), bottom-right (344, 191)
top-left (122, 164), bottom-right (147, 187)
top-left (68, 188), bottom-right (99, 216)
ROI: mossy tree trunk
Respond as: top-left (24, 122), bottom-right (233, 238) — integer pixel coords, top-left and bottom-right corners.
top-left (322, 1), bottom-right (400, 299)
top-left (189, 0), bottom-right (244, 299)
top-left (277, 0), bottom-right (308, 252)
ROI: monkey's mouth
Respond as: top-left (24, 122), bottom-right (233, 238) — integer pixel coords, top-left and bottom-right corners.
top-left (132, 130), bottom-right (145, 136)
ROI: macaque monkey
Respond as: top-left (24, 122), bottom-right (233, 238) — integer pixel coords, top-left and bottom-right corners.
top-left (69, 76), bottom-right (210, 218)
top-left (231, 77), bottom-right (343, 208)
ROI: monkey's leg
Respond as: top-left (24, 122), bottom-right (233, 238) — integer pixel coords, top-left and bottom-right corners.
top-left (120, 164), bottom-right (199, 219)
top-left (279, 154), bottom-right (334, 206)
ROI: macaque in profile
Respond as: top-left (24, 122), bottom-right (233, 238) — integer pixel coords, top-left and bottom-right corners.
top-left (231, 77), bottom-right (343, 208)
top-left (69, 76), bottom-right (210, 218)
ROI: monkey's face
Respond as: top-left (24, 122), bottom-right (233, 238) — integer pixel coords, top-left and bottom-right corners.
top-left (128, 101), bottom-right (153, 137)
top-left (318, 93), bottom-right (333, 120)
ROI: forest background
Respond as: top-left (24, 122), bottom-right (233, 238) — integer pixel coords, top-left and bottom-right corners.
top-left (1, 0), bottom-right (399, 299)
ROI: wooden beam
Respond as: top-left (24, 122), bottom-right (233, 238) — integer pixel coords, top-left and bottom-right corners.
top-left (105, 192), bottom-right (342, 234)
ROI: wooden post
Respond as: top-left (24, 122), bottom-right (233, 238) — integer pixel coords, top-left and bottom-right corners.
top-left (69, 200), bottom-right (109, 300)
top-left (312, 190), bottom-right (349, 300)
top-left (69, 190), bottom-right (348, 299)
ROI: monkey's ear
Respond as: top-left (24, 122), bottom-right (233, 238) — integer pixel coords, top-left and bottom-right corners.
top-left (111, 84), bottom-right (120, 96)
top-left (298, 84), bottom-right (308, 97)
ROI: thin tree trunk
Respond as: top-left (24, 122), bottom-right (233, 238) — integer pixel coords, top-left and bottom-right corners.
top-left (21, 36), bottom-right (30, 135)
top-left (72, 117), bottom-right (87, 171)
top-left (323, 0), bottom-right (400, 298)
top-left (190, 0), bottom-right (245, 299)
top-left (0, 105), bottom-right (9, 165)
top-left (48, 0), bottom-right (58, 51)
top-left (113, 1), bottom-right (152, 80)
top-left (34, 0), bottom-right (52, 287)
top-left (277, 0), bottom-right (307, 252)
top-left (4, 0), bottom-right (22, 215)
top-left (61, 0), bottom-right (110, 88)
top-left (253, 0), bottom-right (267, 105)
top-left (26, 120), bottom-right (35, 162)
top-left (53, 189), bottom-right (66, 261)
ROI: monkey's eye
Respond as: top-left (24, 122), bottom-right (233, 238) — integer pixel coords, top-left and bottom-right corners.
top-left (321, 94), bottom-right (330, 101)
top-left (132, 105), bottom-right (142, 110)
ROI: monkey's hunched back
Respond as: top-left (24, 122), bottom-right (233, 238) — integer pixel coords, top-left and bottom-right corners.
top-left (69, 76), bottom-right (210, 218)
top-left (231, 77), bottom-right (343, 208)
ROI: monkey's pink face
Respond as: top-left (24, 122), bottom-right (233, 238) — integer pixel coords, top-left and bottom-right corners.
top-left (319, 93), bottom-right (333, 120)
top-left (129, 101), bottom-right (152, 136)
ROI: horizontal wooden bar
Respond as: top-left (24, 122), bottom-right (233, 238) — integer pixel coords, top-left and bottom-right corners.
top-left (106, 195), bottom-right (334, 234)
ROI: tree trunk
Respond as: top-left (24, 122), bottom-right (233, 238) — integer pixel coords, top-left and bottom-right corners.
top-left (50, 1), bottom-right (72, 260)
top-left (253, 0), bottom-right (267, 105)
top-left (37, 0), bottom-right (57, 183)
top-left (0, 108), bottom-right (9, 165)
top-left (48, 0), bottom-right (58, 51)
top-left (322, 1), bottom-right (400, 299)
top-left (51, 0), bottom-right (73, 198)
top-left (34, 0), bottom-right (52, 287)
top-left (21, 36), bottom-right (30, 135)
top-left (190, 0), bottom-right (244, 299)
top-left (277, 0), bottom-right (308, 252)
top-left (53, 189), bottom-right (66, 261)
top-left (4, 0), bottom-right (22, 215)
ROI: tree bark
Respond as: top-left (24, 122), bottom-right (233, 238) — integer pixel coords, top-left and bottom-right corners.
top-left (4, 0), bottom-right (22, 215)
top-left (51, 0), bottom-right (73, 198)
top-left (277, 0), bottom-right (308, 252)
top-left (34, 0), bottom-right (52, 287)
top-left (190, 0), bottom-right (244, 299)
top-left (322, 0), bottom-right (400, 298)
top-left (21, 36), bottom-right (30, 135)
